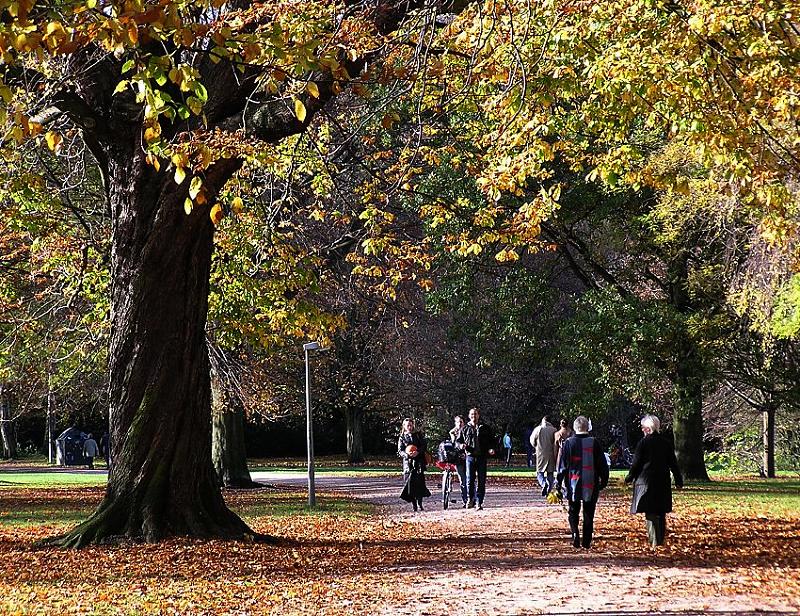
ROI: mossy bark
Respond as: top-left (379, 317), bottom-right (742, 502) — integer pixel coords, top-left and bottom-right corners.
top-left (46, 126), bottom-right (257, 547)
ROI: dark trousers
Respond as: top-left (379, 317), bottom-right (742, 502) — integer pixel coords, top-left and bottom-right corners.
top-left (645, 513), bottom-right (666, 546)
top-left (466, 455), bottom-right (487, 504)
top-left (504, 448), bottom-right (512, 466)
top-left (456, 462), bottom-right (467, 503)
top-left (568, 498), bottom-right (598, 548)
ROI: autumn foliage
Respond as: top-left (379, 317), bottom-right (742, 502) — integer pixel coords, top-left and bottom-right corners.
top-left (0, 477), bottom-right (798, 614)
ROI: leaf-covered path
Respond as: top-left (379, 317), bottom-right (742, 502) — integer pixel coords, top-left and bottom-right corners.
top-left (1, 473), bottom-right (798, 615)
top-left (254, 472), bottom-right (799, 615)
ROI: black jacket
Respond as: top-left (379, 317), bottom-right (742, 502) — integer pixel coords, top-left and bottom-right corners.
top-left (625, 433), bottom-right (683, 514)
top-left (462, 422), bottom-right (496, 457)
top-left (398, 431), bottom-right (427, 475)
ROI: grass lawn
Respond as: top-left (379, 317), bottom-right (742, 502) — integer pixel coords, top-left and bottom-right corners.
top-left (677, 476), bottom-right (800, 517)
top-left (0, 472), bottom-right (108, 488)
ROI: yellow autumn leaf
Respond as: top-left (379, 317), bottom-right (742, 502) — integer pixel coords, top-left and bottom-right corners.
top-left (189, 176), bottom-right (203, 200)
top-left (143, 125), bottom-right (160, 142)
top-left (210, 203), bottom-right (224, 225)
top-left (231, 196), bottom-right (244, 214)
top-left (183, 198), bottom-right (193, 215)
top-left (306, 82), bottom-right (320, 98)
top-left (45, 131), bottom-right (61, 151)
top-left (45, 22), bottom-right (64, 38)
top-left (174, 166), bottom-right (186, 185)
top-left (294, 98), bottom-right (306, 122)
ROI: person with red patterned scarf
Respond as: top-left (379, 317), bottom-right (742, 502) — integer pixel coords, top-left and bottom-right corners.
top-left (556, 416), bottom-right (609, 549)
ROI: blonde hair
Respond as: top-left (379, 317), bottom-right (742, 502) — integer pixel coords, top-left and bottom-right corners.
top-left (402, 418), bottom-right (415, 433)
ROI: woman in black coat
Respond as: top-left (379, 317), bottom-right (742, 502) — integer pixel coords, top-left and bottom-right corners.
top-left (625, 414), bottom-right (684, 546)
top-left (398, 418), bottom-right (430, 511)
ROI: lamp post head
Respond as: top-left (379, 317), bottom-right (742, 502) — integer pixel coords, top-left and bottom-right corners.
top-left (303, 341), bottom-right (321, 352)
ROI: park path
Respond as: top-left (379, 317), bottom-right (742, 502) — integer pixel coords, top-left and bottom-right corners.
top-left (254, 471), bottom-right (799, 616)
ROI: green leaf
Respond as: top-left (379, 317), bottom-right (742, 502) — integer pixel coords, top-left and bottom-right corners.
top-left (194, 83), bottom-right (208, 103)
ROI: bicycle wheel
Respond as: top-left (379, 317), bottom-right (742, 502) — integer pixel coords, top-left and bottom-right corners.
top-left (442, 469), bottom-right (452, 509)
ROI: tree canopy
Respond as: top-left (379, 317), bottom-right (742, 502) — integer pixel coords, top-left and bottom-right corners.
top-left (1, 0), bottom-right (799, 543)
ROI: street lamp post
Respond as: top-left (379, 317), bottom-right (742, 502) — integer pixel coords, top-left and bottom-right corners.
top-left (303, 341), bottom-right (321, 507)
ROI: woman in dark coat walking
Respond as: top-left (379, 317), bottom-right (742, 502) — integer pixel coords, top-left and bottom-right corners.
top-left (625, 414), bottom-right (684, 546)
top-left (398, 418), bottom-right (430, 511)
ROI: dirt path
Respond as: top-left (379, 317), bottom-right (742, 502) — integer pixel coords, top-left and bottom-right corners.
top-left (257, 472), bottom-right (800, 616)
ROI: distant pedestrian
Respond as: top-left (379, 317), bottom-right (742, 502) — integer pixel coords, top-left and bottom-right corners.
top-left (523, 423), bottom-right (534, 467)
top-left (557, 416), bottom-right (609, 549)
top-left (531, 416), bottom-right (557, 496)
top-left (83, 434), bottom-right (99, 470)
top-left (462, 407), bottom-right (496, 510)
top-left (625, 415), bottom-right (683, 547)
top-left (502, 431), bottom-right (513, 467)
top-left (398, 418), bottom-right (430, 512)
top-left (553, 419), bottom-right (573, 469)
top-left (449, 415), bottom-right (468, 507)
top-left (99, 431), bottom-right (110, 466)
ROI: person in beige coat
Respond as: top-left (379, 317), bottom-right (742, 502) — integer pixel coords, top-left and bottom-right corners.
top-left (531, 416), bottom-right (557, 496)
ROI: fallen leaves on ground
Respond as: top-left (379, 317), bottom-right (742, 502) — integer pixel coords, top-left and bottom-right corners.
top-left (0, 481), bottom-right (798, 615)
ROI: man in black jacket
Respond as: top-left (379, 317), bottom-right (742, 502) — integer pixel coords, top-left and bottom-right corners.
top-left (461, 407), bottom-right (496, 510)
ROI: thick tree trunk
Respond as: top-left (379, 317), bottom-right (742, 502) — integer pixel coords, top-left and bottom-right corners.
top-left (762, 401), bottom-right (776, 478)
top-left (344, 406), bottom-right (365, 464)
top-left (0, 385), bottom-right (17, 459)
top-left (669, 251), bottom-right (709, 481)
top-left (48, 135), bottom-right (256, 547)
top-left (211, 370), bottom-right (256, 488)
top-left (672, 339), bottom-right (709, 480)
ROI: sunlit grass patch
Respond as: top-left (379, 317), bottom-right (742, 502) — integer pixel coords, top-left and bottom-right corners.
top-left (226, 489), bottom-right (373, 522)
top-left (677, 477), bottom-right (800, 517)
top-left (0, 472), bottom-right (108, 488)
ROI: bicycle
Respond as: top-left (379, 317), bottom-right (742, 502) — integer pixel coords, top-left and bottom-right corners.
top-left (435, 460), bottom-right (458, 509)
top-left (435, 439), bottom-right (464, 509)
